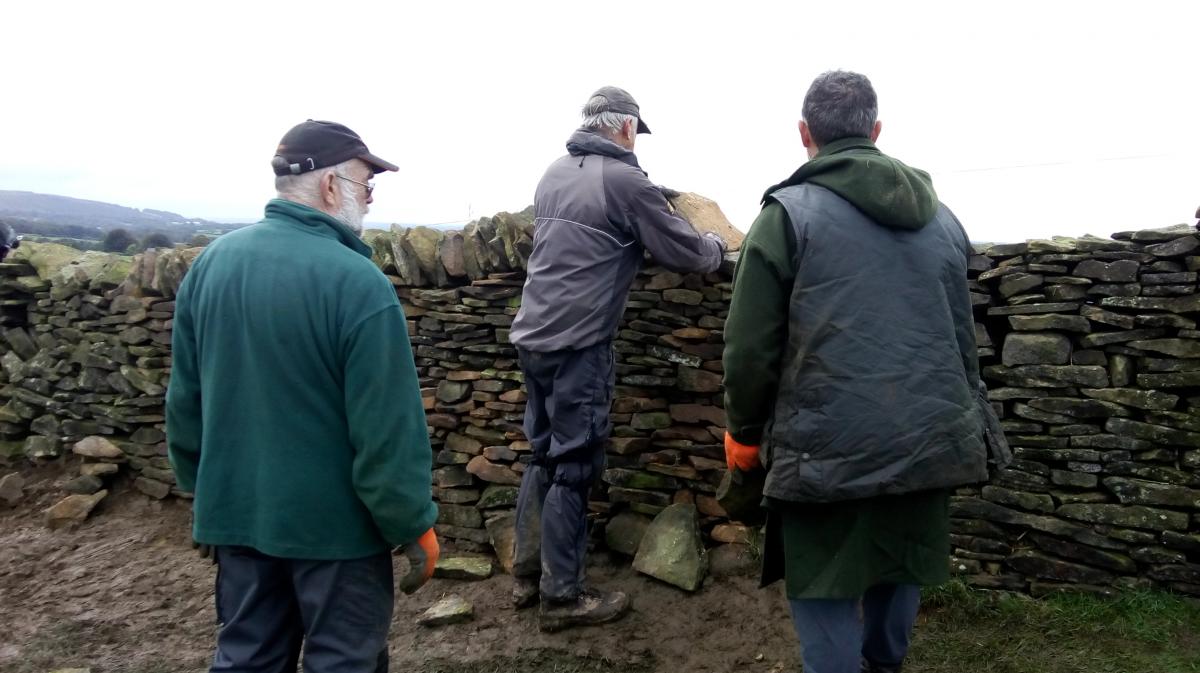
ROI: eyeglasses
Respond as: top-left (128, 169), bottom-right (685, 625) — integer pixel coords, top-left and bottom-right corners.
top-left (336, 174), bottom-right (374, 197)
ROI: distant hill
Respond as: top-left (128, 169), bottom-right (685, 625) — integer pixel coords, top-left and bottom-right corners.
top-left (0, 190), bottom-right (240, 249)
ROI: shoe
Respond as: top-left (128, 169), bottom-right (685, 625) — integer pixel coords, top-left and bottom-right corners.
top-left (861, 660), bottom-right (902, 673)
top-left (537, 587), bottom-right (631, 632)
top-left (512, 576), bottom-right (540, 609)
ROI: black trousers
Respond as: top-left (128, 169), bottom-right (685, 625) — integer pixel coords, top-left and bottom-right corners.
top-left (512, 341), bottom-right (613, 601)
top-left (210, 546), bottom-right (393, 673)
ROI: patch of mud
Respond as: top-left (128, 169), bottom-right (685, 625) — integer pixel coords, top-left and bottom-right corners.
top-left (0, 464), bottom-right (799, 673)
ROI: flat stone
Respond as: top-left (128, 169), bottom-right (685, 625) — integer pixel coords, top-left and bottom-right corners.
top-left (135, 478), bottom-right (171, 499)
top-left (466, 456), bottom-right (521, 485)
top-left (1027, 397), bottom-right (1129, 419)
top-left (1007, 550), bottom-right (1114, 585)
top-left (0, 472), bottom-right (24, 505)
top-left (981, 485), bottom-right (1055, 513)
top-left (663, 289), bottom-right (703, 305)
top-left (24, 435), bottom-right (60, 459)
top-left (603, 468), bottom-right (678, 491)
top-left (1078, 329), bottom-right (1167, 348)
top-left (433, 556), bottom-right (494, 581)
top-left (605, 510), bottom-right (652, 556)
top-left (1102, 477), bottom-right (1200, 509)
top-left (1002, 333), bottom-right (1071, 366)
top-left (444, 433), bottom-right (483, 455)
top-left (1128, 339), bottom-right (1200, 358)
top-left (485, 511), bottom-right (516, 573)
top-left (999, 273), bottom-right (1044, 297)
top-left (73, 436), bottom-right (124, 459)
top-left (1074, 259), bottom-right (1140, 282)
top-left (417, 594), bottom-right (474, 627)
top-left (632, 504), bottom-right (708, 591)
top-left (1056, 503), bottom-right (1189, 531)
top-left (708, 543), bottom-right (758, 578)
top-left (669, 404), bottom-right (726, 425)
top-left (677, 367), bottom-right (722, 393)
top-left (1145, 235), bottom-right (1200, 257)
top-left (437, 503), bottom-right (484, 529)
top-left (987, 302), bottom-right (1082, 316)
top-left (1026, 533), bottom-right (1136, 573)
top-left (983, 365), bottom-right (1109, 388)
top-left (44, 490), bottom-right (108, 529)
top-left (436, 380), bottom-right (472, 404)
top-left (711, 523), bottom-right (756, 545)
top-left (477, 485), bottom-right (518, 509)
top-left (64, 474), bottom-right (104, 495)
top-left (1008, 314), bottom-right (1091, 332)
top-left (1080, 306), bottom-right (1136, 329)
top-left (1080, 388), bottom-right (1179, 411)
top-left (1106, 417), bottom-right (1200, 447)
top-left (631, 411), bottom-right (672, 430)
top-left (1138, 372), bottom-right (1200, 388)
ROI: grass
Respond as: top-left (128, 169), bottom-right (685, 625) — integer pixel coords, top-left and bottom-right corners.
top-left (911, 581), bottom-right (1200, 673)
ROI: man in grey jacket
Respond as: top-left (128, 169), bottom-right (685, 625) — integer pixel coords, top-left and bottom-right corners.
top-left (509, 86), bottom-right (725, 632)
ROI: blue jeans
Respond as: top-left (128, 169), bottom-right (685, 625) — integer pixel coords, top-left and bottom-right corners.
top-left (512, 342), bottom-right (613, 602)
top-left (788, 584), bottom-right (921, 673)
top-left (211, 546), bottom-right (393, 673)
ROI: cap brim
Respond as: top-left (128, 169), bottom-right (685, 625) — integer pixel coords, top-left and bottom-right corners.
top-left (636, 118), bottom-right (651, 134)
top-left (360, 152), bottom-right (399, 173)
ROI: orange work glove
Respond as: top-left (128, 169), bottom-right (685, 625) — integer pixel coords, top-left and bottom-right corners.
top-left (416, 527), bottom-right (440, 582)
top-left (725, 432), bottom-right (761, 472)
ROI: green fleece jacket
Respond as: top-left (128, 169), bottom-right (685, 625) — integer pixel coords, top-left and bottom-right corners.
top-left (167, 199), bottom-right (437, 559)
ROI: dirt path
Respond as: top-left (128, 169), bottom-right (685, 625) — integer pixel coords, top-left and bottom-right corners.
top-left (0, 464), bottom-right (800, 673)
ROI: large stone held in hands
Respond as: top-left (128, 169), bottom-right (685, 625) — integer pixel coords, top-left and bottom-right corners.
top-left (632, 503), bottom-right (708, 591)
top-left (667, 192), bottom-right (744, 251)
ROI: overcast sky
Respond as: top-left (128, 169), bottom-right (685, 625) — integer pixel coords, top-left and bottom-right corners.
top-left (3, 1), bottom-right (1197, 243)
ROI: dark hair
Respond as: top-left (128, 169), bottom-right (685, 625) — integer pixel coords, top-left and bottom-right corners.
top-left (802, 70), bottom-right (878, 146)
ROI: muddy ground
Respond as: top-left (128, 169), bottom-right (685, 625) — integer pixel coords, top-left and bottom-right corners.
top-left (0, 463), bottom-right (800, 673)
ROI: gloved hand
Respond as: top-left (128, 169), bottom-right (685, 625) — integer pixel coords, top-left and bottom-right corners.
top-left (192, 540), bottom-right (213, 560)
top-left (656, 185), bottom-right (681, 200)
top-left (725, 432), bottom-right (761, 472)
top-left (395, 527), bottom-right (440, 594)
top-left (704, 231), bottom-right (727, 255)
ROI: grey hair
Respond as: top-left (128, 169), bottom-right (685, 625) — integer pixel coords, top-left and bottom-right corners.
top-left (274, 159), bottom-right (359, 205)
top-left (802, 70), bottom-right (878, 146)
top-left (581, 95), bottom-right (637, 134)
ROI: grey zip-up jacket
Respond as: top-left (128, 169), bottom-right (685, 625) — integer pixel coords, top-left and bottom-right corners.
top-left (510, 129), bottom-right (724, 352)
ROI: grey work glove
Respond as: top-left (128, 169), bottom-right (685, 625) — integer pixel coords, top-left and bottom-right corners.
top-left (656, 185), bottom-right (681, 200)
top-left (704, 231), bottom-right (727, 255)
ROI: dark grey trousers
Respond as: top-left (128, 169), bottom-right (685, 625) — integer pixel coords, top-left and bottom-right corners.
top-left (788, 583), bottom-right (922, 673)
top-left (210, 546), bottom-right (393, 673)
top-left (512, 341), bottom-right (613, 602)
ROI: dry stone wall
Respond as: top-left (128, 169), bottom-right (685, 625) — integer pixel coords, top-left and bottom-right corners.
top-left (2, 213), bottom-right (1200, 597)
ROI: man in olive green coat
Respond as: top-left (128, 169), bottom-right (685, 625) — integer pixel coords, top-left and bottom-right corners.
top-left (168, 120), bottom-right (440, 673)
top-left (723, 72), bottom-right (985, 673)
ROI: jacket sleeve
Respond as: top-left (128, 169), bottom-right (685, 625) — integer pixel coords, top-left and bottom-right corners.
top-left (343, 302), bottom-right (438, 548)
top-left (947, 209), bottom-right (981, 389)
top-left (606, 165), bottom-right (724, 273)
top-left (166, 279), bottom-right (202, 493)
top-left (722, 202), bottom-right (796, 446)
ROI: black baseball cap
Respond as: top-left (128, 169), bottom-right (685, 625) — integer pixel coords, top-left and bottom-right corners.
top-left (271, 120), bottom-right (399, 176)
top-left (587, 86), bottom-right (651, 134)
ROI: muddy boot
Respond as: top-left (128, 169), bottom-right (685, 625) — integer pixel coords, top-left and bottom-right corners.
top-left (512, 576), bottom-right (540, 609)
top-left (537, 587), bottom-right (631, 632)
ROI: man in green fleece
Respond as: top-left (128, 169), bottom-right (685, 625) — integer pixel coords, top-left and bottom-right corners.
top-left (723, 72), bottom-right (986, 673)
top-left (167, 120), bottom-right (439, 673)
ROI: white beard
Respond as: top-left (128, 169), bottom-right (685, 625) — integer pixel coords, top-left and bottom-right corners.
top-left (334, 180), bottom-right (366, 235)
